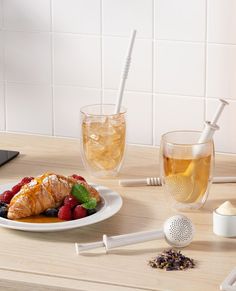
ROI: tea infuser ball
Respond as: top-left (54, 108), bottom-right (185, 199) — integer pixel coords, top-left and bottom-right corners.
top-left (75, 215), bottom-right (195, 254)
top-left (163, 215), bottom-right (194, 247)
top-left (102, 214), bottom-right (195, 250)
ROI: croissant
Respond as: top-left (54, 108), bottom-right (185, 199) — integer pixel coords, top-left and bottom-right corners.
top-left (7, 173), bottom-right (100, 220)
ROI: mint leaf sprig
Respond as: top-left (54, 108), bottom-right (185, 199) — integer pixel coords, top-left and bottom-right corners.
top-left (71, 184), bottom-right (97, 210)
top-left (82, 198), bottom-right (97, 210)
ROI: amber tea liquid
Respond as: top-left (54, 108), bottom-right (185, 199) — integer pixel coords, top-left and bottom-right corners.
top-left (82, 116), bottom-right (126, 172)
top-left (163, 155), bottom-right (211, 203)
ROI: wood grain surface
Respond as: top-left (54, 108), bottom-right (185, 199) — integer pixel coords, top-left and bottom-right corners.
top-left (0, 132), bottom-right (236, 291)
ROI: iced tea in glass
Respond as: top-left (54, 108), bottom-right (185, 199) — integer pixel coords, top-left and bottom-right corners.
top-left (80, 104), bottom-right (126, 177)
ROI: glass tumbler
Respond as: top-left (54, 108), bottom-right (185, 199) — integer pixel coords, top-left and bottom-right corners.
top-left (80, 104), bottom-right (126, 178)
top-left (160, 131), bottom-right (214, 210)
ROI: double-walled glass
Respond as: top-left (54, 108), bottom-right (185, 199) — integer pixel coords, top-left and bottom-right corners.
top-left (80, 104), bottom-right (126, 178)
top-left (160, 131), bottom-right (214, 210)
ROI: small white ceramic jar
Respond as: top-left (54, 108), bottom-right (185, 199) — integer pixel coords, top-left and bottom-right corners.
top-left (213, 210), bottom-right (236, 237)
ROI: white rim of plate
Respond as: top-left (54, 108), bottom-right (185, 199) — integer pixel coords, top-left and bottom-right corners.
top-left (0, 182), bottom-right (122, 232)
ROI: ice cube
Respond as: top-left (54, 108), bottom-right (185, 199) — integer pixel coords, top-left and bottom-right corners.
top-left (89, 134), bottom-right (100, 141)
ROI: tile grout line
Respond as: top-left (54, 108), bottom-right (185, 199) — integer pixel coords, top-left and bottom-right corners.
top-left (0, 0), bottom-right (2, 28)
top-left (152, 0), bottom-right (155, 146)
top-left (204, 0), bottom-right (208, 123)
top-left (1, 81), bottom-right (234, 101)
top-left (100, 0), bottom-right (104, 103)
top-left (50, 0), bottom-right (55, 136)
top-left (3, 81), bottom-right (6, 131)
top-left (2, 0), bottom-right (7, 131)
top-left (0, 27), bottom-right (236, 46)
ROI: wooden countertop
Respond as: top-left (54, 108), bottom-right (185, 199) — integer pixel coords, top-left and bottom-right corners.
top-left (0, 132), bottom-right (236, 291)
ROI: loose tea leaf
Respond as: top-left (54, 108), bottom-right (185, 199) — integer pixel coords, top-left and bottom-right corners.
top-left (148, 249), bottom-right (195, 271)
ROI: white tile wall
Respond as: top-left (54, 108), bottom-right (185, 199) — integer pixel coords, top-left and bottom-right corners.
top-left (0, 31), bottom-right (3, 81)
top-left (0, 0), bottom-right (3, 28)
top-left (206, 44), bottom-right (236, 100)
top-left (103, 0), bottom-right (153, 38)
top-left (3, 0), bottom-right (51, 31)
top-left (0, 82), bottom-right (4, 130)
top-left (53, 34), bottom-right (101, 87)
top-left (156, 0), bottom-right (206, 42)
top-left (54, 86), bottom-right (101, 138)
top-left (155, 41), bottom-right (205, 96)
top-left (6, 83), bottom-right (52, 135)
top-left (53, 0), bottom-right (101, 34)
top-left (208, 0), bottom-right (236, 44)
top-left (5, 31), bottom-right (51, 83)
top-left (0, 0), bottom-right (235, 153)
top-left (155, 95), bottom-right (205, 146)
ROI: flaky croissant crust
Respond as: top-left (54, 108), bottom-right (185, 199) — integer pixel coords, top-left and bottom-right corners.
top-left (7, 173), bottom-right (100, 220)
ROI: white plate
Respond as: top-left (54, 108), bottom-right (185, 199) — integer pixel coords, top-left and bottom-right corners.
top-left (0, 182), bottom-right (122, 232)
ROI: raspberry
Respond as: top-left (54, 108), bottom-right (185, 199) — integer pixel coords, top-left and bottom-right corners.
top-left (21, 177), bottom-right (34, 185)
top-left (73, 205), bottom-right (87, 220)
top-left (72, 174), bottom-right (86, 182)
top-left (1, 190), bottom-right (15, 204)
top-left (11, 184), bottom-right (22, 195)
top-left (64, 195), bottom-right (80, 208)
top-left (58, 205), bottom-right (72, 221)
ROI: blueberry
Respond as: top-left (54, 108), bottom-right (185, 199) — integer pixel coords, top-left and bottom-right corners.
top-left (44, 208), bottom-right (59, 217)
top-left (0, 206), bottom-right (8, 218)
top-left (87, 208), bottom-right (97, 216)
top-left (0, 202), bottom-right (7, 207)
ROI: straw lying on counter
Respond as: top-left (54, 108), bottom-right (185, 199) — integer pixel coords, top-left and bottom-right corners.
top-left (119, 176), bottom-right (236, 187)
